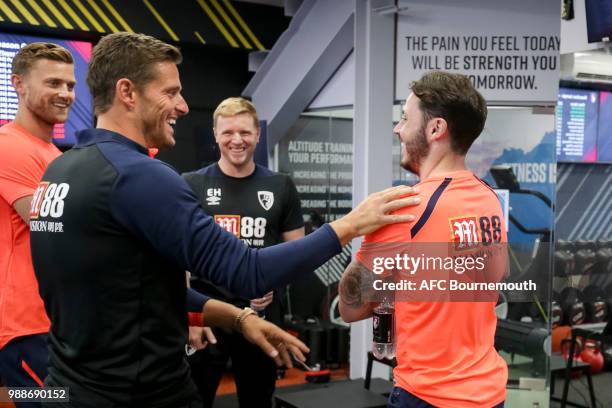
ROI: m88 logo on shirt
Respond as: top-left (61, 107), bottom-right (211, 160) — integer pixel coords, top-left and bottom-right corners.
top-left (214, 215), bottom-right (267, 240)
top-left (215, 215), bottom-right (241, 237)
top-left (30, 182), bottom-right (70, 219)
top-left (450, 215), bottom-right (502, 250)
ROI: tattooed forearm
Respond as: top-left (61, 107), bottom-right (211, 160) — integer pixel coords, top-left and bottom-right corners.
top-left (339, 261), bottom-right (374, 309)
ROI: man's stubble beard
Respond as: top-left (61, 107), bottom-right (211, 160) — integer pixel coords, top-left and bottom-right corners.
top-left (401, 125), bottom-right (429, 175)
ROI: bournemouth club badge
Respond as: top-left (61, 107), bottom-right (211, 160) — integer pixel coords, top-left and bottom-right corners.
top-left (257, 191), bottom-right (274, 211)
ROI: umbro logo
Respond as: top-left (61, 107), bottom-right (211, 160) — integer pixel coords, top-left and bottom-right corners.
top-left (206, 188), bottom-right (221, 206)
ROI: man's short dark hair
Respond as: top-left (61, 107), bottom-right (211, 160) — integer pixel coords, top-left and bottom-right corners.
top-left (410, 71), bottom-right (487, 154)
top-left (87, 32), bottom-right (182, 115)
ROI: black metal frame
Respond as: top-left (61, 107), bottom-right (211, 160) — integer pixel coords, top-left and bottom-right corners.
top-left (552, 327), bottom-right (607, 408)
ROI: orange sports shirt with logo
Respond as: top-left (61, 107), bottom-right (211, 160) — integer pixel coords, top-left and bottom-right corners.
top-left (357, 170), bottom-right (508, 408)
top-left (0, 123), bottom-right (60, 348)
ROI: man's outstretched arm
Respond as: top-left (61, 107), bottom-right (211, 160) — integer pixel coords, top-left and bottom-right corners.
top-left (111, 162), bottom-right (420, 299)
top-left (339, 261), bottom-right (376, 323)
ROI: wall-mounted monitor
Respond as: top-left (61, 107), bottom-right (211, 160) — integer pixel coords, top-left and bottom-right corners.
top-left (597, 91), bottom-right (612, 162)
top-left (555, 87), bottom-right (598, 162)
top-left (585, 0), bottom-right (612, 43)
top-left (0, 33), bottom-right (92, 147)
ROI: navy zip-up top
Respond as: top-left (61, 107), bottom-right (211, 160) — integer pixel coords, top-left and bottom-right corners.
top-left (30, 129), bottom-right (341, 407)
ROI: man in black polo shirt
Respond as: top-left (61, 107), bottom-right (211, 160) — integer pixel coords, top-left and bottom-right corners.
top-left (29, 33), bottom-right (419, 407)
top-left (183, 97), bottom-right (304, 407)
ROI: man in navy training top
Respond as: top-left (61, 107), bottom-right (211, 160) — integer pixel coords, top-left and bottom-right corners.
top-left (29, 32), bottom-right (419, 408)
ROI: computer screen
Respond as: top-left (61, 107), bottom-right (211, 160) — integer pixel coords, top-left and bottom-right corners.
top-left (585, 0), bottom-right (612, 43)
top-left (597, 91), bottom-right (612, 163)
top-left (0, 33), bottom-right (92, 146)
top-left (555, 87), bottom-right (599, 162)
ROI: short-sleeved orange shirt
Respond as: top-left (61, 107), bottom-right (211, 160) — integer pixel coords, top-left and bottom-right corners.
top-left (0, 122), bottom-right (60, 348)
top-left (357, 170), bottom-right (508, 408)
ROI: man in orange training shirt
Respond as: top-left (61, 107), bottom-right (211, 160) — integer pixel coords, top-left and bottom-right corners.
top-left (0, 43), bottom-right (75, 391)
top-left (339, 71), bottom-right (508, 408)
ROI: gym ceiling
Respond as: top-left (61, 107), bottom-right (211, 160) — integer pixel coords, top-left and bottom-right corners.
top-left (0, 0), bottom-right (287, 49)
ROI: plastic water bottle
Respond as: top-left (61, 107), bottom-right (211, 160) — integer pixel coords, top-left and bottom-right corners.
top-left (372, 295), bottom-right (395, 360)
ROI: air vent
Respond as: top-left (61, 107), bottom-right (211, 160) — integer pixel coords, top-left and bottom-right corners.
top-left (576, 72), bottom-right (612, 82)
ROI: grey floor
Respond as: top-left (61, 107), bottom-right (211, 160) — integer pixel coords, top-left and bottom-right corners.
top-left (212, 393), bottom-right (239, 408)
top-left (550, 371), bottom-right (612, 408)
top-left (212, 373), bottom-right (612, 408)
top-left (213, 378), bottom-right (392, 408)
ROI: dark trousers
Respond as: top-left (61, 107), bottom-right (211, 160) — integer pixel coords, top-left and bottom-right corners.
top-left (387, 387), bottom-right (505, 408)
top-left (188, 328), bottom-right (277, 408)
top-left (0, 334), bottom-right (48, 408)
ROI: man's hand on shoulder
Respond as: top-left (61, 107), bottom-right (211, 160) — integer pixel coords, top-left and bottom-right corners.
top-left (331, 185), bottom-right (420, 245)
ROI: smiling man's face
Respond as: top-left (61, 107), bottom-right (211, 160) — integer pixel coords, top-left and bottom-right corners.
top-left (13, 59), bottom-right (76, 126)
top-left (137, 61), bottom-right (189, 148)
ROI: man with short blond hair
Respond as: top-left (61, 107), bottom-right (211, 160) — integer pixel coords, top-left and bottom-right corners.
top-left (0, 42), bottom-right (75, 393)
top-left (184, 97), bottom-right (304, 407)
top-left (213, 96), bottom-right (258, 124)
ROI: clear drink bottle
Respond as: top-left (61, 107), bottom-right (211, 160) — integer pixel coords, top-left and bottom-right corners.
top-left (372, 295), bottom-right (395, 359)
